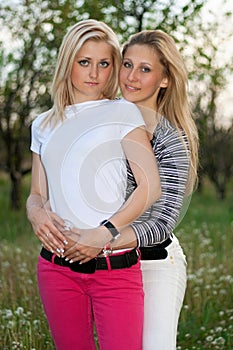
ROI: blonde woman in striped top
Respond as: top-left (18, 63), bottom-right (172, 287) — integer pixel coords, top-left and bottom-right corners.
top-left (116, 29), bottom-right (199, 350)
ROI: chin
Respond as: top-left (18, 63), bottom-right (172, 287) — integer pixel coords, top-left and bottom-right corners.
top-left (124, 96), bottom-right (138, 103)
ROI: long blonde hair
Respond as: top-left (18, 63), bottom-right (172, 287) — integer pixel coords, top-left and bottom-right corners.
top-left (122, 30), bottom-right (199, 192)
top-left (44, 19), bottom-right (121, 127)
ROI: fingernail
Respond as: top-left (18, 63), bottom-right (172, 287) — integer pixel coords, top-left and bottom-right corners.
top-left (79, 261), bottom-right (82, 265)
top-left (50, 249), bottom-right (54, 253)
top-left (56, 248), bottom-right (61, 253)
top-left (69, 259), bottom-right (73, 263)
top-left (60, 249), bottom-right (64, 253)
top-left (65, 258), bottom-right (69, 261)
top-left (64, 240), bottom-right (68, 245)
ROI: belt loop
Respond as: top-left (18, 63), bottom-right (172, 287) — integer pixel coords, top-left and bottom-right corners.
top-left (105, 256), bottom-right (112, 271)
top-left (136, 248), bottom-right (141, 259)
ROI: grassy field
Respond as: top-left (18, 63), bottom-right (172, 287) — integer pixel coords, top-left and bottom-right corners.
top-left (0, 176), bottom-right (232, 349)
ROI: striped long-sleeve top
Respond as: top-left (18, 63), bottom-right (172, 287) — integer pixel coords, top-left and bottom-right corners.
top-left (127, 115), bottom-right (190, 247)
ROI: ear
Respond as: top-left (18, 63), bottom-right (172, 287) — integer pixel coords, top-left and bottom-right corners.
top-left (160, 77), bottom-right (168, 88)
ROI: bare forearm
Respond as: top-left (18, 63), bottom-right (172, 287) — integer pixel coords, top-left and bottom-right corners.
top-left (26, 193), bottom-right (48, 221)
top-left (105, 181), bottom-right (160, 232)
top-left (26, 193), bottom-right (69, 254)
top-left (111, 226), bottom-right (137, 250)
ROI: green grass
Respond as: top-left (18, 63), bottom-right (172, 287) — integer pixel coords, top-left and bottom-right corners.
top-left (0, 176), bottom-right (232, 349)
top-left (176, 180), bottom-right (233, 349)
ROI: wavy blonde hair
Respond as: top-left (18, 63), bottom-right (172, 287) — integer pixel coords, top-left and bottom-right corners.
top-left (43, 19), bottom-right (121, 127)
top-left (122, 30), bottom-right (199, 193)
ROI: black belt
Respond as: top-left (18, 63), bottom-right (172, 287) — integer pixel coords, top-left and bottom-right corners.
top-left (40, 247), bottom-right (139, 274)
top-left (139, 236), bottom-right (172, 260)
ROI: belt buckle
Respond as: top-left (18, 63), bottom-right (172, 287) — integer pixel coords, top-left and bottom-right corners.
top-left (102, 243), bottom-right (113, 257)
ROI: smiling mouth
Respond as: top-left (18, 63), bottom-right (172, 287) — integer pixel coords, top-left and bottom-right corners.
top-left (125, 84), bottom-right (140, 91)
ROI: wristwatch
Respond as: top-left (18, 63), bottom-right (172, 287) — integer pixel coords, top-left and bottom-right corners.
top-left (100, 220), bottom-right (121, 242)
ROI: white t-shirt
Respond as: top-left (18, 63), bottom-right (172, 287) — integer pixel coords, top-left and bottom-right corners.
top-left (31, 99), bottom-right (145, 228)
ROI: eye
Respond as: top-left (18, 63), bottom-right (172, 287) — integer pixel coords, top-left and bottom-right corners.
top-left (78, 59), bottom-right (89, 66)
top-left (99, 61), bottom-right (110, 68)
top-left (141, 66), bottom-right (151, 73)
top-left (123, 61), bottom-right (133, 69)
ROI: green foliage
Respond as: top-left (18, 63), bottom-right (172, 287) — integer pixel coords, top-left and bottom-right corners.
top-left (201, 126), bottom-right (233, 199)
top-left (176, 179), bottom-right (233, 349)
top-left (1, 0), bottom-right (233, 208)
top-left (0, 0), bottom-right (207, 210)
top-left (0, 177), bottom-right (232, 348)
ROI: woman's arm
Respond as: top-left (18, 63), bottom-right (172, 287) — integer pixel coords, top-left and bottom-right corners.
top-left (111, 128), bottom-right (191, 250)
top-left (26, 153), bottom-right (68, 254)
top-left (107, 126), bottom-right (161, 227)
top-left (64, 126), bottom-right (161, 262)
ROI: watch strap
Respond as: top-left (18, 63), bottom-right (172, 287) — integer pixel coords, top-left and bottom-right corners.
top-left (100, 220), bottom-right (120, 241)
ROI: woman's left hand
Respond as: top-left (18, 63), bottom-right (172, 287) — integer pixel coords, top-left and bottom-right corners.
top-left (64, 226), bottom-right (112, 264)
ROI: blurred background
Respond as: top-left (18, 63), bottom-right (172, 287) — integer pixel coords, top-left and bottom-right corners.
top-left (0, 0), bottom-right (232, 209)
top-left (0, 0), bottom-right (232, 349)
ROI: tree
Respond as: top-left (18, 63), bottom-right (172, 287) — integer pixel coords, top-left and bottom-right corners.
top-left (185, 2), bottom-right (233, 197)
top-left (0, 0), bottom-right (206, 209)
top-left (203, 125), bottom-right (233, 199)
top-left (78, 0), bottom-right (205, 40)
top-left (0, 0), bottom-right (84, 209)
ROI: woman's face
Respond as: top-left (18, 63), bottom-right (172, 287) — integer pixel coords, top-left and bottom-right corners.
top-left (120, 44), bottom-right (168, 110)
top-left (71, 40), bottom-right (113, 103)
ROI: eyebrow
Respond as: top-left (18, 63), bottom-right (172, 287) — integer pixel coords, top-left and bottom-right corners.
top-left (123, 57), bottom-right (153, 67)
top-left (77, 55), bottom-right (111, 61)
top-left (140, 62), bottom-right (153, 66)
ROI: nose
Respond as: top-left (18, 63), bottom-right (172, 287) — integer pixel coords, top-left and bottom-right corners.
top-left (127, 68), bottom-right (138, 82)
top-left (89, 64), bottom-right (98, 79)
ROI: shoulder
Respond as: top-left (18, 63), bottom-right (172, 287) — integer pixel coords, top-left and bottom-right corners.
top-left (110, 99), bottom-right (144, 125)
top-left (31, 110), bottom-right (53, 143)
top-left (154, 117), bottom-right (189, 159)
top-left (157, 116), bottom-right (187, 143)
top-left (157, 116), bottom-right (176, 135)
top-left (31, 109), bottom-right (51, 129)
top-left (112, 98), bottom-right (141, 113)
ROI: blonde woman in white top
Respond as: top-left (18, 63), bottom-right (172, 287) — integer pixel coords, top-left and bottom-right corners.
top-left (26, 20), bottom-right (161, 350)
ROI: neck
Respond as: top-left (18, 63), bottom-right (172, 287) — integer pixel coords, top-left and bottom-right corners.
top-left (136, 104), bottom-right (160, 139)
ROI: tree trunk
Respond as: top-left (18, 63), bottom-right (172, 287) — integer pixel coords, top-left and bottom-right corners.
top-left (10, 172), bottom-right (22, 210)
top-left (217, 186), bottom-right (225, 201)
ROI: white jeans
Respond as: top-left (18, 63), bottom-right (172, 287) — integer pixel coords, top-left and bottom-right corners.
top-left (141, 235), bottom-right (187, 350)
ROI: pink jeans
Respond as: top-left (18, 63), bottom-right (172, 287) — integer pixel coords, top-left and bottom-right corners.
top-left (37, 256), bottom-right (144, 350)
